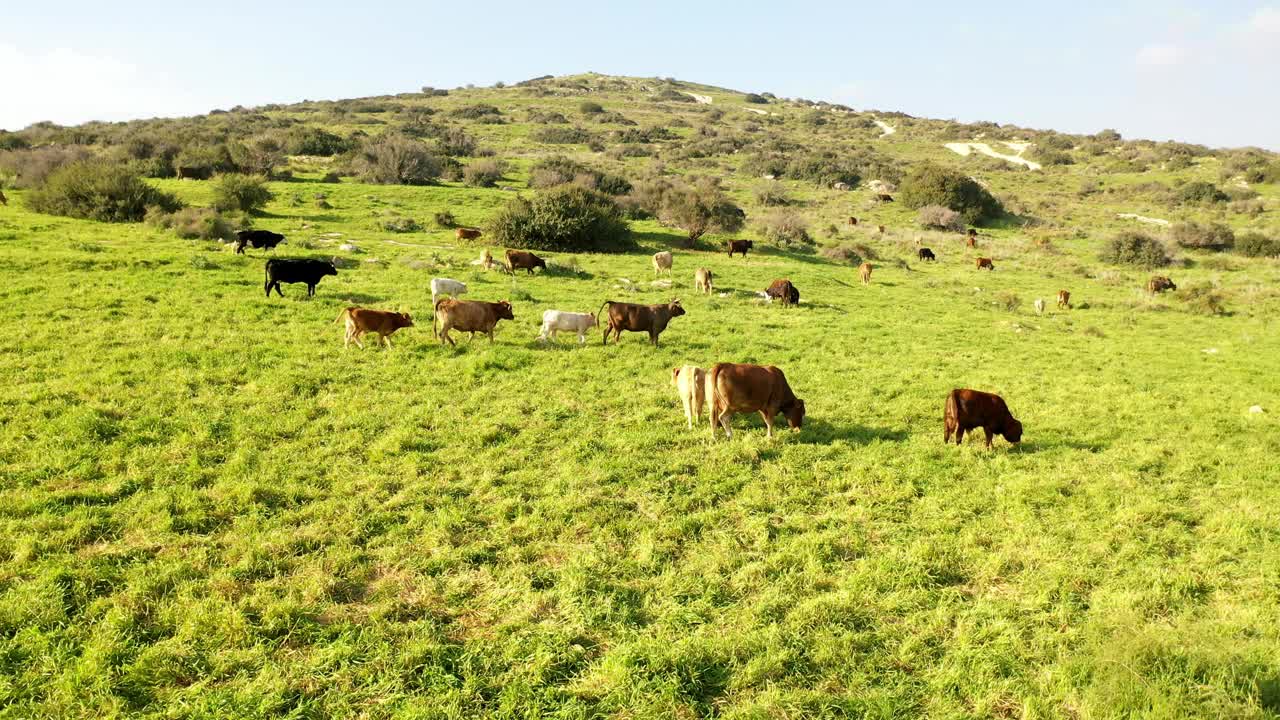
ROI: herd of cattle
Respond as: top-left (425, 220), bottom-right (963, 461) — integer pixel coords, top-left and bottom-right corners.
top-left (228, 224), bottom-right (1199, 448)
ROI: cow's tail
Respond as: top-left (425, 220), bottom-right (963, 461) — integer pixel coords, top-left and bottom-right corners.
top-left (334, 307), bottom-right (352, 324)
top-left (433, 297), bottom-right (447, 339)
top-left (706, 364), bottom-right (728, 429)
top-left (944, 389), bottom-right (959, 436)
top-left (263, 260), bottom-right (271, 293)
top-left (595, 300), bottom-right (614, 328)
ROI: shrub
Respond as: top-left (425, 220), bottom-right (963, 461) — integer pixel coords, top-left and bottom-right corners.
top-left (754, 183), bottom-right (791, 206)
top-left (382, 217), bottom-right (422, 233)
top-left (899, 163), bottom-right (1003, 225)
top-left (286, 127), bottom-right (352, 156)
top-left (0, 146), bottom-right (93, 188)
top-left (27, 161), bottom-right (179, 222)
top-left (1234, 231), bottom-right (1280, 258)
top-left (995, 292), bottom-right (1022, 312)
top-left (352, 134), bottom-right (443, 185)
top-left (653, 88), bottom-right (694, 103)
top-left (463, 159), bottom-right (506, 188)
top-left (820, 244), bottom-right (875, 265)
top-left (212, 173), bottom-right (275, 213)
top-left (490, 185), bottom-right (633, 252)
top-left (917, 205), bottom-right (965, 232)
top-left (759, 210), bottom-right (812, 247)
top-left (229, 135), bottom-right (286, 176)
top-left (527, 156), bottom-right (630, 195)
top-left (432, 127), bottom-right (477, 157)
top-left (449, 104), bottom-right (501, 120)
top-left (785, 152), bottom-right (861, 187)
top-left (147, 206), bottom-right (242, 241)
top-left (744, 93), bottom-right (769, 104)
top-left (0, 131), bottom-right (29, 151)
top-left (1099, 230), bottom-right (1172, 268)
top-left (175, 144), bottom-right (235, 177)
top-left (1176, 181), bottom-right (1228, 204)
top-left (531, 127), bottom-right (594, 145)
top-left (579, 101), bottom-right (604, 114)
top-left (433, 210), bottom-right (457, 228)
top-left (1177, 284), bottom-right (1228, 316)
top-left (1170, 221), bottom-right (1234, 251)
top-left (630, 176), bottom-right (745, 246)
top-left (320, 171), bottom-right (341, 183)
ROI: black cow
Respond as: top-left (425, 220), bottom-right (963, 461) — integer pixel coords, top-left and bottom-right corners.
top-left (918, 247), bottom-right (936, 261)
top-left (264, 259), bottom-right (337, 298)
top-left (235, 230), bottom-right (285, 254)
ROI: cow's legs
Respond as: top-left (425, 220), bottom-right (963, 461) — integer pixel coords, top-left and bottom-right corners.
top-left (718, 411), bottom-right (733, 439)
top-left (760, 411), bottom-right (775, 438)
top-left (944, 422), bottom-right (953, 443)
top-left (488, 330), bottom-right (495, 343)
top-left (577, 331), bottom-right (586, 345)
top-left (382, 334), bottom-right (392, 348)
top-left (983, 429), bottom-right (994, 449)
top-left (272, 282), bottom-right (284, 297)
top-left (955, 427), bottom-right (966, 445)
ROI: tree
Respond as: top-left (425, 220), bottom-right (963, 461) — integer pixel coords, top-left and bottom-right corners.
top-left (229, 135), bottom-right (286, 177)
top-left (212, 173), bottom-right (274, 214)
top-left (897, 163), bottom-right (1004, 225)
top-left (632, 176), bottom-right (745, 247)
top-left (490, 185), bottom-right (633, 252)
top-left (351, 134), bottom-right (443, 185)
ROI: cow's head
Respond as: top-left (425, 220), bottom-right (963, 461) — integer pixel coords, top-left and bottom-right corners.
top-left (667, 300), bottom-right (685, 318)
top-left (585, 313), bottom-right (599, 328)
top-left (784, 398), bottom-right (806, 431)
top-left (744, 240), bottom-right (753, 248)
top-left (397, 313), bottom-right (414, 328)
top-left (324, 262), bottom-right (338, 276)
top-left (1003, 418), bottom-right (1023, 444)
top-left (495, 301), bottom-right (515, 320)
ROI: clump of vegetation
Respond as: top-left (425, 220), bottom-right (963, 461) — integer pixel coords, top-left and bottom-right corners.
top-left (490, 185), bottom-right (633, 252)
top-left (629, 175), bottom-right (745, 246)
top-left (820, 243), bottom-right (875, 265)
top-left (1234, 231), bottom-right (1280, 258)
top-left (0, 146), bottom-right (93, 188)
top-left (351, 134), bottom-right (444, 185)
top-left (320, 171), bottom-right (341, 183)
top-left (27, 161), bottom-right (179, 222)
top-left (527, 156), bottom-right (631, 195)
top-left (433, 211), bottom-right (457, 228)
top-left (449, 104), bottom-right (502, 120)
top-left (758, 210), bottom-right (812, 247)
top-left (898, 163), bottom-right (1004, 225)
top-left (229, 136), bottom-right (286, 176)
top-left (753, 183), bottom-right (791, 206)
top-left (212, 173), bottom-right (275, 213)
top-left (917, 205), bottom-right (965, 232)
top-left (1099, 230), bottom-right (1172, 268)
top-left (1175, 181), bottom-right (1229, 205)
top-left (996, 291), bottom-right (1023, 312)
top-left (382, 217), bottom-right (422, 233)
top-left (146, 206), bottom-right (243, 241)
top-left (531, 127), bottom-right (594, 145)
top-left (1177, 284), bottom-right (1228, 315)
top-left (579, 101), bottom-right (604, 114)
top-left (463, 159), bottom-right (506, 188)
top-left (1169, 221), bottom-right (1234, 251)
top-left (285, 127), bottom-right (353, 156)
top-left (744, 93), bottom-right (769, 104)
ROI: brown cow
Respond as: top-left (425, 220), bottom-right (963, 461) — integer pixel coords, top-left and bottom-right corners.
top-left (694, 268), bottom-right (714, 295)
top-left (1057, 290), bottom-right (1071, 309)
top-left (944, 388), bottom-right (1022, 449)
top-left (877, 224), bottom-right (886, 234)
top-left (1147, 276), bottom-right (1176, 294)
top-left (859, 262), bottom-right (873, 284)
top-left (877, 193), bottom-right (894, 202)
top-left (0, 189), bottom-right (7, 206)
top-left (706, 363), bottom-right (805, 439)
top-left (433, 298), bottom-right (514, 345)
top-left (848, 216), bottom-right (858, 226)
top-left (456, 228), bottom-right (483, 240)
top-left (506, 249), bottom-right (546, 275)
top-left (764, 279), bottom-right (800, 306)
top-left (975, 257), bottom-right (994, 270)
top-left (967, 236), bottom-right (977, 248)
top-left (336, 307), bottom-right (414, 349)
top-left (599, 300), bottom-right (685, 346)
top-left (727, 239), bottom-right (753, 257)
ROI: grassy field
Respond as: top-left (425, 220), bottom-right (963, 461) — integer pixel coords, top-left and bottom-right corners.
top-left (2, 168), bottom-right (1280, 719)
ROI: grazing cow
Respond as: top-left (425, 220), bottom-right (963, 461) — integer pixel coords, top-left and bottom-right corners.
top-left (479, 248), bottom-right (495, 270)
top-left (877, 225), bottom-right (886, 234)
top-left (456, 228), bottom-right (483, 241)
top-left (433, 298), bottom-right (514, 345)
top-left (234, 229), bottom-right (285, 254)
top-left (1147, 276), bottom-right (1176, 294)
top-left (653, 251), bottom-right (674, 276)
top-left (336, 307), bottom-right (413, 349)
top-left (537, 310), bottom-right (598, 345)
top-left (264, 258), bottom-right (337, 297)
top-left (727, 239), bottom-right (753, 257)
top-left (1057, 290), bottom-right (1071, 309)
top-left (848, 216), bottom-right (858, 226)
top-left (877, 193), bottom-right (894, 202)
top-left (765, 279), bottom-right (800, 306)
top-left (859, 262), bottom-right (873, 284)
top-left (599, 300), bottom-right (685, 346)
top-left (506, 249), bottom-right (546, 275)
top-left (176, 166), bottom-right (211, 180)
top-left (967, 228), bottom-right (978, 248)
top-left (975, 257), bottom-right (994, 270)
top-left (694, 268), bottom-right (714, 295)
top-left (430, 277), bottom-right (467, 307)
top-left (671, 365), bottom-right (707, 429)
top-left (918, 247), bottom-right (936, 261)
top-left (1034, 298), bottom-right (1045, 314)
top-left (706, 363), bottom-right (805, 439)
top-left (943, 388), bottom-right (1022, 449)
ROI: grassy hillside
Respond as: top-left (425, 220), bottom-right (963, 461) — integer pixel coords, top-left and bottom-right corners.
top-left (1, 75), bottom-right (1279, 718)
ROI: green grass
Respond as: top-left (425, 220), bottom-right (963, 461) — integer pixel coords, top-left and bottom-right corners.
top-left (2, 173), bottom-right (1279, 718)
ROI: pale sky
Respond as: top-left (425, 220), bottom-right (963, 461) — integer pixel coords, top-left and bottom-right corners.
top-left (3, 1), bottom-right (1279, 149)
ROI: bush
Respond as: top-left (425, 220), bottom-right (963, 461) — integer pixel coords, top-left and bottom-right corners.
top-left (286, 127), bottom-right (352, 156)
top-left (320, 171), bottom-right (341, 183)
top-left (630, 175), bottom-right (745, 246)
top-left (820, 244), bottom-right (875, 265)
top-left (1099, 230), bottom-right (1172, 268)
top-left (0, 146), bottom-right (92, 188)
top-left (433, 211), bottom-right (457, 228)
top-left (527, 156), bottom-right (631, 195)
top-left (147, 206), bottom-right (242, 241)
top-left (744, 93), bottom-right (769, 104)
top-left (754, 183), bottom-right (791, 206)
top-left (579, 101), bottom-right (604, 114)
top-left (1176, 181), bottom-right (1228, 204)
top-left (449, 104), bottom-right (502, 120)
top-left (352, 134), bottom-right (443, 185)
top-left (759, 210), bottom-right (812, 247)
top-left (27, 161), bottom-right (179, 222)
top-left (995, 292), bottom-right (1022, 312)
top-left (462, 159), bottom-right (506, 188)
top-left (1177, 284), bottom-right (1228, 315)
top-left (1234, 231), bottom-right (1280, 258)
top-left (432, 127), bottom-right (477, 157)
top-left (382, 217), bottom-right (422, 233)
top-left (917, 205), bottom-right (965, 232)
top-left (785, 152), bottom-right (861, 187)
top-left (531, 127), bottom-right (594, 145)
top-left (490, 185), bottom-right (633, 252)
top-left (212, 173), bottom-right (275, 213)
top-left (229, 135), bottom-right (285, 176)
top-left (653, 88), bottom-right (694, 103)
top-left (898, 163), bottom-right (1004, 225)
top-left (1170, 221), bottom-right (1234, 250)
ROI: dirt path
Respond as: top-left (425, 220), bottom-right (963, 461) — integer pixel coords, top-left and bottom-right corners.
top-left (945, 141), bottom-right (1042, 171)
top-left (873, 118), bottom-right (896, 137)
top-left (1116, 213), bottom-right (1171, 227)
top-left (744, 108), bottom-right (770, 116)
top-left (682, 92), bottom-right (712, 104)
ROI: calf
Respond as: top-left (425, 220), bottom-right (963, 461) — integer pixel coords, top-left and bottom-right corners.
top-left (944, 388), bottom-right (1022, 449)
top-left (1057, 290), bottom-right (1071, 309)
top-left (430, 277), bottom-right (467, 307)
top-left (434, 298), bottom-right (514, 345)
top-left (264, 258), bottom-right (337, 297)
top-left (537, 310), bottom-right (598, 345)
top-left (877, 193), bottom-right (895, 202)
top-left (653, 251), bottom-right (673, 276)
top-left (176, 166), bottom-right (211, 180)
top-left (234, 229), bottom-right (285, 254)
top-left (918, 247), bottom-right (936, 261)
top-left (599, 300), bottom-right (685, 347)
top-left (765, 279), bottom-right (800, 306)
top-left (1034, 298), bottom-right (1045, 314)
top-left (877, 225), bottom-right (886, 234)
top-left (336, 307), bottom-right (413, 349)
top-left (479, 248), bottom-right (495, 270)
top-left (848, 216), bottom-right (858, 226)
top-left (506, 249), bottom-right (546, 275)
top-left (671, 365), bottom-right (707, 429)
top-left (975, 257), bottom-right (994, 270)
top-left (706, 363), bottom-right (805, 439)
top-left (727, 239), bottom-right (753, 257)
top-left (456, 228), bottom-right (483, 240)
top-left (859, 262), bottom-right (873, 284)
top-left (967, 236), bottom-right (977, 248)
top-left (1147, 276), bottom-right (1176, 294)
top-left (694, 268), bottom-right (714, 295)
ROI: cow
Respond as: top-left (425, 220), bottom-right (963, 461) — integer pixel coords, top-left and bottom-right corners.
top-left (537, 310), bottom-right (598, 345)
top-left (264, 258), bottom-right (337, 297)
top-left (234, 229), bottom-right (285, 254)
top-left (694, 268), bottom-right (714, 295)
top-left (653, 251), bottom-right (673, 276)
top-left (456, 228), bottom-right (483, 241)
top-left (1034, 298), bottom-right (1045, 314)
top-left (430, 278), bottom-right (467, 307)
top-left (671, 365), bottom-right (707, 429)
top-left (479, 248), bottom-right (495, 270)
top-left (706, 363), bottom-right (805, 439)
top-left (433, 298), bottom-right (514, 345)
top-left (335, 307), bottom-right (413, 349)
top-left (848, 216), bottom-right (858, 226)
top-left (176, 166), bottom-right (211, 180)
top-left (967, 236), bottom-right (977, 249)
top-left (1147, 276), bottom-right (1176, 294)
top-left (943, 388), bottom-right (1022, 449)
top-left (727, 239), bottom-right (753, 257)
top-left (859, 263), bottom-right (873, 284)
top-left (1057, 290), bottom-right (1072, 309)
top-left (918, 248), bottom-right (936, 261)
top-left (506, 249), bottom-right (546, 275)
top-left (877, 193), bottom-right (894, 202)
top-left (598, 300), bottom-right (685, 347)
top-left (764, 279), bottom-right (800, 306)
top-left (976, 257), bottom-right (994, 270)
top-left (877, 225), bottom-right (886, 234)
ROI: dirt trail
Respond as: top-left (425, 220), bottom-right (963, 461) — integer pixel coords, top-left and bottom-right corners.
top-left (873, 118), bottom-right (896, 137)
top-left (682, 92), bottom-right (712, 104)
top-left (744, 108), bottom-right (769, 116)
top-left (945, 141), bottom-right (1042, 170)
top-left (1116, 213), bottom-right (1171, 227)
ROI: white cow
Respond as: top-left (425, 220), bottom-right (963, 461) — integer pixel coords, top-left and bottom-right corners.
top-left (431, 278), bottom-right (467, 307)
top-left (537, 310), bottom-right (598, 345)
top-left (671, 365), bottom-right (707, 429)
top-left (653, 251), bottom-right (673, 276)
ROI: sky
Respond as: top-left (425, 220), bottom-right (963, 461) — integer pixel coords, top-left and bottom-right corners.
top-left (3, 1), bottom-right (1279, 150)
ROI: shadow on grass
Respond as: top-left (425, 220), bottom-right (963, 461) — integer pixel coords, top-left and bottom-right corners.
top-left (335, 293), bottom-right (387, 305)
top-left (799, 418), bottom-right (909, 445)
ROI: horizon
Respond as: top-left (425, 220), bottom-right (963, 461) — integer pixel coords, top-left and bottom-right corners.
top-left (3, 1), bottom-right (1280, 151)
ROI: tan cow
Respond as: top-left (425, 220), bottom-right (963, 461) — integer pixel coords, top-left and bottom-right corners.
top-left (434, 298), bottom-right (515, 345)
top-left (335, 307), bottom-right (414, 349)
top-left (456, 228), bottom-right (482, 240)
top-left (859, 262), bottom-right (873, 284)
top-left (653, 251), bottom-right (673, 276)
top-left (671, 365), bottom-right (707, 429)
top-left (1057, 290), bottom-right (1071, 309)
top-left (706, 363), bottom-right (805, 439)
top-left (694, 268), bottom-right (714, 295)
